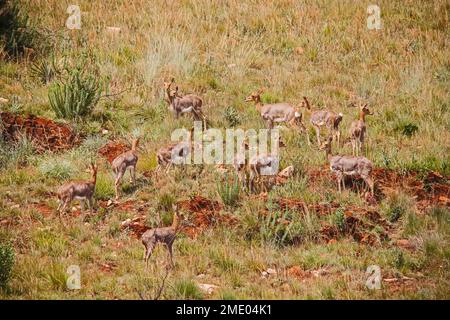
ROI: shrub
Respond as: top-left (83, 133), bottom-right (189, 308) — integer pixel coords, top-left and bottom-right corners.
top-left (0, 134), bottom-right (35, 169)
top-left (0, 242), bottom-right (15, 289)
top-left (0, 0), bottom-right (46, 59)
top-left (172, 278), bottom-right (204, 300)
top-left (49, 64), bottom-right (102, 120)
top-left (394, 121), bottom-right (419, 137)
top-left (223, 106), bottom-right (241, 127)
top-left (30, 55), bottom-right (59, 84)
top-left (382, 192), bottom-right (413, 223)
top-left (332, 207), bottom-right (346, 233)
top-left (38, 158), bottom-right (75, 180)
top-left (217, 173), bottom-right (240, 207)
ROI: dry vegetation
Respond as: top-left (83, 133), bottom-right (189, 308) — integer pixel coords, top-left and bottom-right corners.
top-left (0, 0), bottom-right (449, 299)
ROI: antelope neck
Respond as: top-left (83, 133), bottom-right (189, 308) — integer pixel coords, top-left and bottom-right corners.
top-left (359, 111), bottom-right (366, 122)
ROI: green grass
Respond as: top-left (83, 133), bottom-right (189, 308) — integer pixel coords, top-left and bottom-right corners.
top-left (0, 0), bottom-right (448, 300)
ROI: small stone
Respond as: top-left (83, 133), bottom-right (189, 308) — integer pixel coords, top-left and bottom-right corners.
top-left (198, 283), bottom-right (218, 295)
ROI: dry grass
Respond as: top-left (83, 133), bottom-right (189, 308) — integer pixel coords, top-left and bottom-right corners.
top-left (0, 0), bottom-right (449, 299)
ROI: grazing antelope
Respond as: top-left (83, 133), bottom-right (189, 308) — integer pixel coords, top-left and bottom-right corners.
top-left (141, 206), bottom-right (182, 268)
top-left (164, 78), bottom-right (206, 126)
top-left (245, 88), bottom-right (306, 133)
top-left (248, 153), bottom-right (280, 193)
top-left (320, 136), bottom-right (374, 194)
top-left (56, 163), bottom-right (98, 216)
top-left (155, 140), bottom-right (199, 174)
top-left (349, 103), bottom-right (373, 156)
top-left (111, 138), bottom-right (139, 200)
top-left (302, 96), bottom-right (343, 146)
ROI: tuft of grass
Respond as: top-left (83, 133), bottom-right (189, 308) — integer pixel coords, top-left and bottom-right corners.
top-left (382, 192), bottom-right (414, 223)
top-left (38, 158), bottom-right (76, 180)
top-left (223, 106), bottom-right (241, 127)
top-left (217, 174), bottom-right (240, 207)
top-left (172, 278), bottom-right (204, 300)
top-left (94, 174), bottom-right (115, 200)
top-left (0, 242), bottom-right (15, 289)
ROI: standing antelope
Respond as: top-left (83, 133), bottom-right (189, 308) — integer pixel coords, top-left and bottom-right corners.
top-left (141, 206), bottom-right (181, 268)
top-left (245, 89), bottom-right (306, 132)
top-left (349, 103), bottom-right (373, 156)
top-left (163, 78), bottom-right (205, 126)
top-left (302, 96), bottom-right (343, 146)
top-left (155, 140), bottom-right (198, 174)
top-left (248, 153), bottom-right (280, 193)
top-left (111, 138), bottom-right (139, 200)
top-left (56, 163), bottom-right (98, 216)
top-left (320, 136), bottom-right (374, 194)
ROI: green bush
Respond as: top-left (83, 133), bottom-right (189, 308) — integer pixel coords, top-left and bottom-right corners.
top-left (217, 173), bottom-right (240, 207)
top-left (223, 106), bottom-right (241, 127)
top-left (0, 242), bottom-right (15, 289)
top-left (0, 0), bottom-right (46, 59)
top-left (49, 66), bottom-right (102, 120)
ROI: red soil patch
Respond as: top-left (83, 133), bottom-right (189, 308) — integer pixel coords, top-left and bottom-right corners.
top-left (177, 195), bottom-right (237, 238)
top-left (98, 141), bottom-right (129, 164)
top-left (32, 203), bottom-right (53, 216)
top-left (374, 168), bottom-right (449, 210)
top-left (0, 112), bottom-right (79, 153)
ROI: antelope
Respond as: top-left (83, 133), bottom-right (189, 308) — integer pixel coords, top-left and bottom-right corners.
top-left (320, 136), bottom-right (374, 194)
top-left (141, 205), bottom-right (182, 268)
top-left (349, 103), bottom-right (373, 156)
top-left (56, 163), bottom-right (98, 216)
top-left (111, 138), bottom-right (139, 200)
top-left (155, 140), bottom-right (200, 174)
top-left (163, 78), bottom-right (206, 126)
top-left (245, 88), bottom-right (306, 133)
top-left (302, 96), bottom-right (343, 146)
top-left (232, 140), bottom-right (249, 189)
top-left (248, 153), bottom-right (280, 193)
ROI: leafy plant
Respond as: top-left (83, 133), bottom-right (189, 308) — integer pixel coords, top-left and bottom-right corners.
top-left (48, 60), bottom-right (102, 120)
top-left (30, 55), bottom-right (59, 84)
top-left (259, 208), bottom-right (295, 247)
top-left (0, 0), bottom-right (45, 59)
top-left (217, 173), bottom-right (240, 207)
top-left (394, 122), bottom-right (419, 137)
top-left (0, 242), bottom-right (15, 289)
top-left (223, 106), bottom-right (241, 127)
top-left (332, 207), bottom-right (346, 233)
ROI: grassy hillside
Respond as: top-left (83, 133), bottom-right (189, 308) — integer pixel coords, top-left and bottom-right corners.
top-left (0, 0), bottom-right (449, 299)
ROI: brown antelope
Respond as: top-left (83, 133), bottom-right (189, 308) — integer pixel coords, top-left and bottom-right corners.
top-left (245, 89), bottom-right (306, 133)
top-left (141, 205), bottom-right (182, 268)
top-left (320, 136), bottom-right (374, 194)
top-left (111, 138), bottom-right (139, 200)
top-left (56, 163), bottom-right (98, 216)
top-left (248, 153), bottom-right (280, 193)
top-left (302, 96), bottom-right (343, 146)
top-left (155, 140), bottom-right (201, 174)
top-left (349, 103), bottom-right (373, 156)
top-left (163, 78), bottom-right (205, 125)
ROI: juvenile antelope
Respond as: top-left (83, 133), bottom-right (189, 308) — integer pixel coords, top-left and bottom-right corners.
top-left (111, 138), bottom-right (139, 200)
top-left (349, 103), bottom-right (373, 156)
top-left (248, 153), bottom-right (280, 193)
top-left (245, 88), bottom-right (306, 132)
top-left (56, 163), bottom-right (97, 216)
top-left (164, 78), bottom-right (205, 125)
top-left (141, 206), bottom-right (181, 268)
top-left (320, 136), bottom-right (374, 194)
top-left (232, 140), bottom-right (249, 189)
top-left (155, 140), bottom-right (198, 174)
top-left (302, 96), bottom-right (343, 146)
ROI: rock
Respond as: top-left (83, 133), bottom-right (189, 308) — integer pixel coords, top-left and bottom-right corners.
top-left (0, 97), bottom-right (9, 104)
top-left (107, 199), bottom-right (114, 207)
top-left (198, 283), bottom-right (218, 295)
top-left (102, 129), bottom-right (109, 135)
top-left (10, 204), bottom-right (20, 209)
top-left (121, 218), bottom-right (132, 227)
top-left (278, 165), bottom-right (294, 178)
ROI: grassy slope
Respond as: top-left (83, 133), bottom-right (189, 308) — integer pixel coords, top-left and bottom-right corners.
top-left (0, 0), bottom-right (449, 299)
